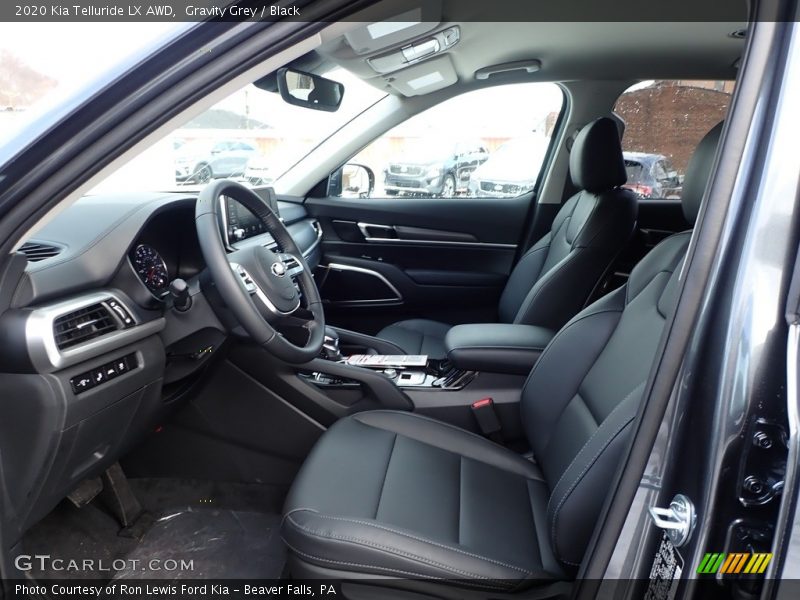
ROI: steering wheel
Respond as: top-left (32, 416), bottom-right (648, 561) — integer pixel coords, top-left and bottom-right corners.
top-left (195, 180), bottom-right (324, 363)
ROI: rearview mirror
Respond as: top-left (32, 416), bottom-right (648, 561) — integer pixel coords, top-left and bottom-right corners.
top-left (277, 68), bottom-right (344, 112)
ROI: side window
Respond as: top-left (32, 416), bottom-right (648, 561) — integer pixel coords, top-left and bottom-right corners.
top-left (613, 80), bottom-right (733, 200)
top-left (341, 82), bottom-right (563, 199)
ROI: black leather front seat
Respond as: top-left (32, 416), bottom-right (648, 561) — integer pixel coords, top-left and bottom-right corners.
top-left (375, 117), bottom-right (638, 358)
top-left (282, 123), bottom-right (723, 590)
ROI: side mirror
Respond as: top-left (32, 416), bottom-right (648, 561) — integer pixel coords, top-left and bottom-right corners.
top-left (329, 164), bottom-right (375, 198)
top-left (277, 68), bottom-right (344, 112)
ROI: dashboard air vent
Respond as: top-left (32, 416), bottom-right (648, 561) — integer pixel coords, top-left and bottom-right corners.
top-left (19, 241), bottom-right (62, 262)
top-left (53, 302), bottom-right (119, 350)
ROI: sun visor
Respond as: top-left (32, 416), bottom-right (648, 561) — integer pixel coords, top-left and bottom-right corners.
top-left (344, 1), bottom-right (442, 55)
top-left (383, 54), bottom-right (457, 96)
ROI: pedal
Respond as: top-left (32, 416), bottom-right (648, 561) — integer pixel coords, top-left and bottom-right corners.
top-left (99, 462), bottom-right (148, 536)
top-left (66, 477), bottom-right (103, 507)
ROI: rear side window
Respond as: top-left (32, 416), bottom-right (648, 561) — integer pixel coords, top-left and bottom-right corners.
top-left (613, 80), bottom-right (733, 200)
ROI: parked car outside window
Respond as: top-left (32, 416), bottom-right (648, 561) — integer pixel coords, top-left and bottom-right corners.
top-left (174, 139), bottom-right (258, 184)
top-left (622, 152), bottom-right (682, 199)
top-left (343, 81), bottom-right (563, 199)
top-left (467, 134), bottom-right (550, 198)
top-left (383, 139), bottom-right (488, 197)
top-left (614, 80), bottom-right (733, 199)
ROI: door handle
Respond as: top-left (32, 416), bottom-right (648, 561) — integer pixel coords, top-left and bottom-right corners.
top-left (357, 222), bottom-right (397, 240)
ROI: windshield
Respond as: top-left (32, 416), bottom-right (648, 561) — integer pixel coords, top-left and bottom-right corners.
top-left (0, 22), bottom-right (186, 149)
top-left (0, 23), bottom-right (386, 195)
top-left (92, 67), bottom-right (386, 194)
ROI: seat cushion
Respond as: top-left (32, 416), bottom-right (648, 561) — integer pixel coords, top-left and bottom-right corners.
top-left (376, 319), bottom-right (451, 357)
top-left (282, 411), bottom-right (563, 590)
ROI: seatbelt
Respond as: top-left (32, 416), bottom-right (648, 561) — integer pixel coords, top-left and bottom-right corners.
top-left (470, 397), bottom-right (503, 443)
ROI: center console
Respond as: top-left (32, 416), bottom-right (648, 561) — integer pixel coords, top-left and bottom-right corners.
top-left (302, 323), bottom-right (555, 394)
top-left (443, 323), bottom-right (555, 376)
top-left (289, 323), bottom-right (556, 441)
top-left (302, 351), bottom-right (475, 391)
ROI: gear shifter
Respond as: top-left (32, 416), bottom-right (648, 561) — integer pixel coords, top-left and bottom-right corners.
top-left (322, 327), bottom-right (343, 361)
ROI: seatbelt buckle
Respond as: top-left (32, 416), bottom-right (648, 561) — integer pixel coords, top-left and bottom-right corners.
top-left (470, 397), bottom-right (503, 441)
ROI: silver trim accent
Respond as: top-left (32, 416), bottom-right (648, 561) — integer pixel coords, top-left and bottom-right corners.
top-left (648, 494), bottom-right (697, 548)
top-left (229, 262), bottom-right (301, 316)
top-left (360, 237), bottom-right (517, 249)
top-left (219, 195), bottom-right (231, 247)
top-left (277, 253), bottom-right (304, 278)
top-left (356, 222), bottom-right (516, 249)
top-left (325, 263), bottom-right (403, 305)
top-left (302, 220), bottom-right (323, 259)
top-left (357, 221), bottom-right (396, 239)
top-left (25, 291), bottom-right (165, 373)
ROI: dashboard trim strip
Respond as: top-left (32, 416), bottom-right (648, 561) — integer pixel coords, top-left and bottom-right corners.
top-left (324, 262), bottom-right (404, 306)
top-left (25, 291), bottom-right (165, 373)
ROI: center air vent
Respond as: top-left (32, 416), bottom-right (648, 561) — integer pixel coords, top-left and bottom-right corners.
top-left (53, 302), bottom-right (119, 350)
top-left (19, 241), bottom-right (62, 262)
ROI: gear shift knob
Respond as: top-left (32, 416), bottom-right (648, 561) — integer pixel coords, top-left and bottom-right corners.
top-left (323, 327), bottom-right (343, 361)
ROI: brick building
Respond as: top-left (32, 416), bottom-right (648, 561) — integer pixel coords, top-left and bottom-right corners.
top-left (614, 81), bottom-right (732, 174)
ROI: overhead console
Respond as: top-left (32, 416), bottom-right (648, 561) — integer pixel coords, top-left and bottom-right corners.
top-left (342, 1), bottom-right (443, 55)
top-left (314, 0), bottom-right (463, 96)
top-left (367, 26), bottom-right (460, 74)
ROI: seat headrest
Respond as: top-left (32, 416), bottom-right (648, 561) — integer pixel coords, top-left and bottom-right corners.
top-left (681, 121), bottom-right (724, 225)
top-left (569, 117), bottom-right (627, 193)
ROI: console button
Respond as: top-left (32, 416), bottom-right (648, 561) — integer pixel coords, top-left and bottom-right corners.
top-left (70, 373), bottom-right (94, 394)
top-left (113, 357), bottom-right (129, 374)
top-left (103, 362), bottom-right (120, 380)
top-left (92, 368), bottom-right (107, 386)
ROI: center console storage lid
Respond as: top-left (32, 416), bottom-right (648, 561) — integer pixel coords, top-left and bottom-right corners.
top-left (444, 323), bottom-right (555, 376)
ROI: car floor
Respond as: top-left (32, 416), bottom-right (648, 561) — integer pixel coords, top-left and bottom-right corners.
top-left (21, 478), bottom-right (287, 580)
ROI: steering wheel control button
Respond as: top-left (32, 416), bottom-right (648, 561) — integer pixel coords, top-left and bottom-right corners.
top-left (70, 372), bottom-right (95, 394)
top-left (271, 261), bottom-right (287, 277)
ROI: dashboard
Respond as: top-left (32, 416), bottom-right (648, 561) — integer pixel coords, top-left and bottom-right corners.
top-left (125, 203), bottom-right (204, 298)
top-left (0, 190), bottom-right (322, 544)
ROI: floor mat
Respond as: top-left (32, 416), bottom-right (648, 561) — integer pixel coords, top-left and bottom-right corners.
top-left (22, 500), bottom-right (140, 580)
top-left (114, 508), bottom-right (285, 579)
top-left (128, 478), bottom-right (286, 515)
top-left (22, 479), bottom-right (286, 580)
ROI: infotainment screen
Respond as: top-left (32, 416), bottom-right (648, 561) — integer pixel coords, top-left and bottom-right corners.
top-left (224, 197), bottom-right (267, 242)
top-left (223, 187), bottom-right (281, 243)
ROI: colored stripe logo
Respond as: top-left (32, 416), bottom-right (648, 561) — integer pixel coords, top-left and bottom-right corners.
top-left (697, 552), bottom-right (772, 574)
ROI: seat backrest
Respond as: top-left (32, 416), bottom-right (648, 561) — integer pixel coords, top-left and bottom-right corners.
top-left (497, 117), bottom-right (638, 330)
top-left (521, 121), bottom-right (724, 568)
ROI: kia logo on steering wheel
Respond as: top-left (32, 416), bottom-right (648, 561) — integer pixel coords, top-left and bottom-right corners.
top-left (271, 262), bottom-right (287, 277)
